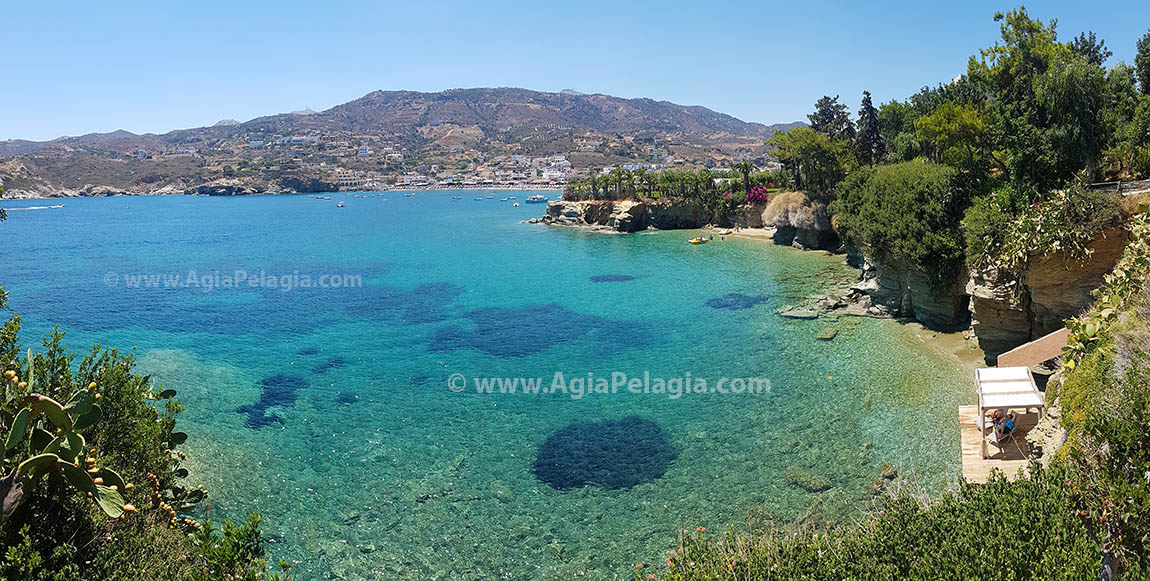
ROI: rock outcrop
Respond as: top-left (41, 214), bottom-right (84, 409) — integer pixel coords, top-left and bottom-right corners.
top-left (763, 195), bottom-right (839, 251)
top-left (967, 226), bottom-right (1130, 362)
top-left (852, 256), bottom-right (970, 330)
top-left (542, 200), bottom-right (710, 231)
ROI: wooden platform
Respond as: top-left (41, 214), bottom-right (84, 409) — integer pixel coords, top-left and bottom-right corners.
top-left (996, 327), bottom-right (1070, 368)
top-left (959, 405), bottom-right (1038, 483)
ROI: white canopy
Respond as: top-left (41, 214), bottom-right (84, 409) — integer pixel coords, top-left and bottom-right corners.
top-left (976, 366), bottom-right (1045, 458)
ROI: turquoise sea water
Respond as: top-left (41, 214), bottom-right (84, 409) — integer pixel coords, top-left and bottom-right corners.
top-left (0, 192), bottom-right (974, 579)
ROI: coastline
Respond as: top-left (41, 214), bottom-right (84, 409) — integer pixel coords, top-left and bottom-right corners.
top-left (0, 185), bottom-right (565, 202)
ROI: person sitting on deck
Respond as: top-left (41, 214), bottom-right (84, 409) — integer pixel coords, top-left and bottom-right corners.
top-left (989, 412), bottom-right (1016, 446)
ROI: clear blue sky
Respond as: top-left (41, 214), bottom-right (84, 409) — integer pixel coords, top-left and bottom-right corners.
top-left (3, 0), bottom-right (1148, 141)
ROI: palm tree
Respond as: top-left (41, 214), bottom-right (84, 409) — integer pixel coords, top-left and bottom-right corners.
top-left (633, 168), bottom-right (650, 197)
top-left (733, 161), bottom-right (755, 198)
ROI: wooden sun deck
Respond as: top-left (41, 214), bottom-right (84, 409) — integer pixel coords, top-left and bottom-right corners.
top-left (959, 405), bottom-right (1038, 483)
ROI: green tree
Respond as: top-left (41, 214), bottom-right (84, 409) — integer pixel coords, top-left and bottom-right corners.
top-left (808, 95), bottom-right (855, 141)
top-left (732, 161), bottom-right (755, 197)
top-left (768, 126), bottom-right (852, 203)
top-left (1137, 27), bottom-right (1150, 95)
top-left (855, 91), bottom-right (884, 166)
top-left (914, 102), bottom-right (985, 170)
top-left (1068, 30), bottom-right (1112, 67)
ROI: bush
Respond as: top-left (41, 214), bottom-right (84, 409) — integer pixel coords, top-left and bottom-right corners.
top-left (830, 159), bottom-right (970, 286)
top-left (647, 462), bottom-right (1098, 580)
top-left (0, 323), bottom-right (287, 580)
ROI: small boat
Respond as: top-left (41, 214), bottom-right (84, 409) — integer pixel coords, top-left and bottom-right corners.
top-left (336, 202), bottom-right (345, 208)
top-left (452, 196), bottom-right (462, 200)
top-left (507, 196), bottom-right (517, 200)
top-left (525, 194), bottom-right (549, 204)
top-left (474, 197), bottom-right (484, 201)
top-left (487, 195), bottom-right (495, 199)
top-left (718, 229), bottom-right (732, 236)
top-left (513, 202), bottom-right (519, 207)
top-left (688, 237), bottom-right (708, 245)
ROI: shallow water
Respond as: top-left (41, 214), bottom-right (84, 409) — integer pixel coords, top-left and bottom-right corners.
top-left (0, 191), bottom-right (975, 579)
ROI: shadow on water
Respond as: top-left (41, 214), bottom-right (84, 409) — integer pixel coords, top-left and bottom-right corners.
top-left (532, 416), bottom-right (677, 490)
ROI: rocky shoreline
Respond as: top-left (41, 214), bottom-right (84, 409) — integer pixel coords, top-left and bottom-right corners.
top-left (538, 197), bottom-right (1131, 364)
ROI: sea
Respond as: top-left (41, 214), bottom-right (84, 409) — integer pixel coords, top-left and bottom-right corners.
top-left (0, 190), bottom-right (975, 579)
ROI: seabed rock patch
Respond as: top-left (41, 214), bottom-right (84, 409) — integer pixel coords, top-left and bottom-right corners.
top-left (532, 416), bottom-right (677, 490)
top-left (590, 274), bottom-right (635, 283)
top-left (706, 293), bottom-right (767, 310)
top-left (236, 375), bottom-right (308, 428)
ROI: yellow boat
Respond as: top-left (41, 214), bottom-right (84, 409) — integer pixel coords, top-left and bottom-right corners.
top-left (688, 237), bottom-right (708, 245)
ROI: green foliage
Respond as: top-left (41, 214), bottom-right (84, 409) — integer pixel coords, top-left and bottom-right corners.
top-left (807, 95), bottom-right (855, 141)
top-left (965, 182), bottom-right (1122, 272)
top-left (855, 91), bottom-right (883, 166)
top-left (0, 318), bottom-right (284, 579)
top-left (1136, 27), bottom-right (1150, 95)
top-left (768, 126), bottom-right (852, 203)
top-left (645, 462), bottom-right (1098, 580)
top-left (831, 159), bottom-right (968, 286)
top-left (913, 101), bottom-right (986, 171)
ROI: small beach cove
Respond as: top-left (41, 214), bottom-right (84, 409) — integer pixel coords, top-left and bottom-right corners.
top-left (1, 191), bottom-right (978, 579)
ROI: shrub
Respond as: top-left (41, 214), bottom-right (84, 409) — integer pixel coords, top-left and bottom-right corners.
top-left (830, 159), bottom-right (970, 286)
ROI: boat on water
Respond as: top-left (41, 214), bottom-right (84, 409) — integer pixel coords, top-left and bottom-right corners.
top-left (524, 194), bottom-right (549, 204)
top-left (507, 196), bottom-right (517, 200)
top-left (513, 203), bottom-right (519, 207)
top-left (336, 202), bottom-right (345, 208)
top-left (474, 197), bottom-right (484, 201)
top-left (688, 237), bottom-right (708, 245)
top-left (452, 196), bottom-right (463, 200)
top-left (2, 204), bottom-right (64, 211)
top-left (487, 195), bottom-right (495, 199)
top-left (718, 229), bottom-right (732, 235)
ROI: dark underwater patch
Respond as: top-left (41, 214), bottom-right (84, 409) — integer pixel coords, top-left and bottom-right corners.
top-left (311, 356), bottom-right (346, 374)
top-left (409, 375), bottom-right (430, 387)
top-left (334, 392), bottom-right (358, 405)
top-left (297, 346), bottom-right (320, 356)
top-left (429, 303), bottom-right (642, 357)
top-left (706, 293), bottom-right (767, 310)
top-left (590, 274), bottom-right (635, 283)
top-left (532, 416), bottom-right (677, 490)
top-left (235, 375), bottom-right (308, 429)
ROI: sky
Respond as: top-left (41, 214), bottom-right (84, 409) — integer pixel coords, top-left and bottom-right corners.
top-left (2, 0), bottom-right (1148, 141)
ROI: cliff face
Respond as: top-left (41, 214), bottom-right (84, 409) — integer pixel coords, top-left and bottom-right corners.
top-left (764, 199), bottom-right (839, 251)
top-left (848, 227), bottom-right (1129, 360)
top-left (852, 256), bottom-right (970, 330)
top-left (543, 200), bottom-right (710, 231)
top-left (967, 227), bottom-right (1129, 361)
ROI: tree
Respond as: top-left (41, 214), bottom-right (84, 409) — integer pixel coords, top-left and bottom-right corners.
top-left (855, 91), bottom-right (884, 166)
top-left (1069, 31), bottom-right (1112, 67)
top-left (808, 95), bottom-right (855, 141)
top-left (732, 161), bottom-right (755, 197)
top-left (768, 126), bottom-right (852, 202)
top-left (1137, 27), bottom-right (1150, 95)
top-left (914, 102), bottom-right (985, 170)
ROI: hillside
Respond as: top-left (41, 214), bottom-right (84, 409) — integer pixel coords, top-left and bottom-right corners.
top-left (0, 88), bottom-right (800, 198)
